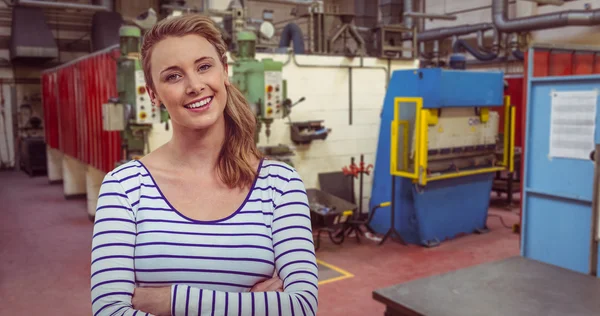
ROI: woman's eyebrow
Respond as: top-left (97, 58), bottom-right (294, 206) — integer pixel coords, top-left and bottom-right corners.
top-left (159, 57), bottom-right (215, 75)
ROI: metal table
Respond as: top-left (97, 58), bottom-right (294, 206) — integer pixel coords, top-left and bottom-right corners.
top-left (373, 256), bottom-right (600, 316)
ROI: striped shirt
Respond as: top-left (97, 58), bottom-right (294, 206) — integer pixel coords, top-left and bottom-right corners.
top-left (90, 158), bottom-right (318, 316)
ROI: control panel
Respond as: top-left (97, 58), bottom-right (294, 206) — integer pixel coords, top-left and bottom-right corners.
top-left (134, 70), bottom-right (161, 125)
top-left (263, 71), bottom-right (283, 119)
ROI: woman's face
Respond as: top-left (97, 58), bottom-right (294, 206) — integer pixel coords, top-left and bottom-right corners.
top-left (147, 34), bottom-right (229, 131)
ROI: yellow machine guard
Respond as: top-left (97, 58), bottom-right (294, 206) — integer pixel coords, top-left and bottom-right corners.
top-left (390, 96), bottom-right (516, 186)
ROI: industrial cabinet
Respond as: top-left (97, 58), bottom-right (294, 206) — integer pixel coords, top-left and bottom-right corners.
top-left (19, 136), bottom-right (47, 176)
top-left (521, 43), bottom-right (600, 276)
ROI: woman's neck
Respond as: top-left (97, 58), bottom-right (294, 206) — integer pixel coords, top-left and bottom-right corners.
top-left (165, 116), bottom-right (226, 174)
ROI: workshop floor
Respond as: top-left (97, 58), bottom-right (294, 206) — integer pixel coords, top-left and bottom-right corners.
top-left (0, 170), bottom-right (520, 315)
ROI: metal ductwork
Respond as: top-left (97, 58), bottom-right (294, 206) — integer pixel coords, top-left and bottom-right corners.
top-left (413, 23), bottom-right (495, 42)
top-left (91, 11), bottom-right (123, 52)
top-left (10, 6), bottom-right (58, 62)
top-left (92, 0), bottom-right (114, 12)
top-left (404, 0), bottom-right (413, 30)
top-left (492, 0), bottom-right (600, 33)
top-left (16, 0), bottom-right (110, 12)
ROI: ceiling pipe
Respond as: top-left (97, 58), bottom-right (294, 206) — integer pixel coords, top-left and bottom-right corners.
top-left (92, 0), bottom-right (114, 12)
top-left (404, 12), bottom-right (457, 21)
top-left (16, 0), bottom-right (110, 12)
top-left (418, 0), bottom-right (426, 32)
top-left (477, 27), bottom-right (500, 51)
top-left (492, 0), bottom-right (600, 33)
top-left (453, 38), bottom-right (499, 61)
top-left (404, 0), bottom-right (414, 30)
top-left (410, 23), bottom-right (495, 42)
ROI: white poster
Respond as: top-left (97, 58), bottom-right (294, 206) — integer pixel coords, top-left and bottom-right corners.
top-left (549, 90), bottom-right (598, 160)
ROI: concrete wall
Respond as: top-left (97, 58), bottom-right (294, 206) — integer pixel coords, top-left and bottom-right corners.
top-left (149, 53), bottom-right (418, 212)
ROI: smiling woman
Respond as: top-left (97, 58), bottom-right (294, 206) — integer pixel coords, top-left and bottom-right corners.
top-left (90, 14), bottom-right (318, 316)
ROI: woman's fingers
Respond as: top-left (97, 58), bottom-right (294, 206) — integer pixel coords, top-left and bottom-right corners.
top-left (251, 277), bottom-right (278, 292)
top-left (265, 278), bottom-right (282, 292)
top-left (273, 279), bottom-right (283, 291)
top-left (251, 276), bottom-right (284, 292)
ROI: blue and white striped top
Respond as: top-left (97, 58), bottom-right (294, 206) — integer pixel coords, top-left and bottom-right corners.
top-left (90, 158), bottom-right (318, 316)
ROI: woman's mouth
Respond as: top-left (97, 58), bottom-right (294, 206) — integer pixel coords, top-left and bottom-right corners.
top-left (184, 96), bottom-right (213, 112)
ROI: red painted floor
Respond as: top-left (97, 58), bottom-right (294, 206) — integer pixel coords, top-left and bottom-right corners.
top-left (0, 170), bottom-right (520, 315)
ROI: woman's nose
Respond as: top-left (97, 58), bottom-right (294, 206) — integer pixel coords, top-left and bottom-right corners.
top-left (185, 74), bottom-right (206, 95)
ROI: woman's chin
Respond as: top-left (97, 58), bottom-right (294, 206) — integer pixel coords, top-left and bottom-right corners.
top-left (180, 116), bottom-right (223, 131)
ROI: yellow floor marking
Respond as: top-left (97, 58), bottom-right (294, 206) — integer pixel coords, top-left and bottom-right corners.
top-left (316, 258), bottom-right (354, 285)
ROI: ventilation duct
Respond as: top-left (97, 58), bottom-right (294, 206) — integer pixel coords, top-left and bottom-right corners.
top-left (411, 0), bottom-right (600, 43)
top-left (10, 6), bottom-right (58, 62)
top-left (412, 23), bottom-right (495, 42)
top-left (492, 0), bottom-right (600, 33)
top-left (92, 0), bottom-right (114, 12)
top-left (91, 11), bottom-right (123, 52)
top-left (16, 0), bottom-right (110, 12)
top-left (404, 0), bottom-right (413, 29)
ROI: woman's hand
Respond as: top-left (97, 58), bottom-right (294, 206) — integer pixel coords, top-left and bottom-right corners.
top-left (251, 275), bottom-right (284, 292)
top-left (132, 286), bottom-right (172, 316)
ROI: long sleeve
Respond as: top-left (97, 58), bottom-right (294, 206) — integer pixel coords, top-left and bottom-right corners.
top-left (90, 174), bottom-right (148, 316)
top-left (170, 168), bottom-right (319, 316)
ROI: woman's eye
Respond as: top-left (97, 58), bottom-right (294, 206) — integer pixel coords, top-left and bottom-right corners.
top-left (166, 74), bottom-right (180, 82)
top-left (199, 64), bottom-right (211, 72)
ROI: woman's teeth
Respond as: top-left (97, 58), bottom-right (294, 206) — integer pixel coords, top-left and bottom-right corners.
top-left (185, 97), bottom-right (212, 109)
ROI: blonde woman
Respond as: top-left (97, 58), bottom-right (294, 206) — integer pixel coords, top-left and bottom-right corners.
top-left (90, 14), bottom-right (318, 316)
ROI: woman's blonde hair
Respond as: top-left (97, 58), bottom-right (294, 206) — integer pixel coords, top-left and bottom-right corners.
top-left (140, 14), bottom-right (262, 189)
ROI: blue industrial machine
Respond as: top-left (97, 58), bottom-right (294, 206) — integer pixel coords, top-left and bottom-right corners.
top-left (369, 67), bottom-right (515, 247)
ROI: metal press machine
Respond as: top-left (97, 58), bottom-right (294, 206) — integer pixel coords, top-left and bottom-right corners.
top-left (369, 61), bottom-right (516, 247)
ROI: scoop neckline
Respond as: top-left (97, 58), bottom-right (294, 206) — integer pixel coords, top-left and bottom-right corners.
top-left (135, 158), bottom-right (264, 224)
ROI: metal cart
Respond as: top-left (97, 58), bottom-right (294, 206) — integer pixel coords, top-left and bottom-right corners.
top-left (307, 188), bottom-right (357, 250)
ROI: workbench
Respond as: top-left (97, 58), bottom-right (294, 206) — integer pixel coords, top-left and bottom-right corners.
top-left (372, 256), bottom-right (600, 316)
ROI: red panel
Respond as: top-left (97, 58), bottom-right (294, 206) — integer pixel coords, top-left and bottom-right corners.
top-left (88, 57), bottom-right (97, 170)
top-left (549, 52), bottom-right (573, 76)
top-left (532, 51), bottom-right (549, 77)
top-left (70, 65), bottom-right (79, 159)
top-left (494, 77), bottom-right (524, 149)
top-left (93, 54), bottom-right (103, 172)
top-left (90, 56), bottom-right (99, 170)
top-left (83, 58), bottom-right (91, 166)
top-left (574, 54), bottom-right (595, 75)
top-left (58, 67), bottom-right (72, 156)
top-left (595, 55), bottom-right (600, 74)
top-left (86, 57), bottom-right (95, 169)
top-left (506, 77), bottom-right (524, 148)
top-left (44, 47), bottom-right (121, 173)
top-left (76, 62), bottom-right (85, 162)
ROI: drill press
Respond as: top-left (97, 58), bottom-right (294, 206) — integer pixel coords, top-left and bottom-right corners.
top-left (230, 31), bottom-right (291, 144)
top-left (102, 25), bottom-right (169, 165)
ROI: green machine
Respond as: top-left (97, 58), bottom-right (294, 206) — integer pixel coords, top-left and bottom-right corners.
top-left (102, 25), bottom-right (169, 164)
top-left (230, 31), bottom-right (294, 144)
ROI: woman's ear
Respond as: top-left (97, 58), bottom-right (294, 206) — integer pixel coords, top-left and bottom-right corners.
top-left (222, 55), bottom-right (231, 86)
top-left (146, 85), bottom-right (159, 105)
